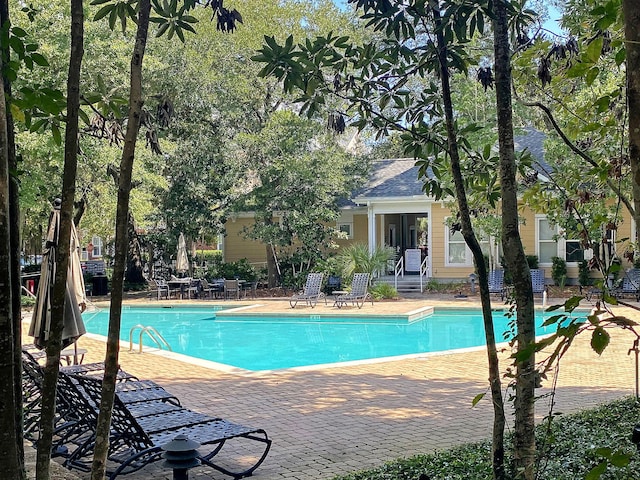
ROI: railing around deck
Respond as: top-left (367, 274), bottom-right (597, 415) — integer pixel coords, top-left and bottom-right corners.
top-left (419, 256), bottom-right (429, 292)
top-left (394, 257), bottom-right (404, 290)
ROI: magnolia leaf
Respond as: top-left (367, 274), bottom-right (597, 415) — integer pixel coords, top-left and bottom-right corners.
top-left (541, 314), bottom-right (564, 327)
top-left (591, 326), bottom-right (610, 355)
top-left (471, 392), bottom-right (485, 407)
top-left (51, 123), bottom-right (62, 146)
top-left (585, 66), bottom-right (600, 86)
top-left (10, 103), bottom-right (25, 123)
top-left (586, 37), bottom-right (603, 63)
top-left (585, 460), bottom-right (607, 480)
top-left (564, 296), bottom-right (582, 312)
top-left (605, 316), bottom-right (638, 327)
top-left (94, 4), bottom-right (113, 21)
top-left (610, 451), bottom-right (631, 467)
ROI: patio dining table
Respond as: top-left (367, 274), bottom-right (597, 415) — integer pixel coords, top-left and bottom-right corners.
top-left (168, 278), bottom-right (199, 299)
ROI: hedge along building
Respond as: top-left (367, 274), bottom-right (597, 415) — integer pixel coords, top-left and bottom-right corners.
top-left (221, 127), bottom-right (636, 285)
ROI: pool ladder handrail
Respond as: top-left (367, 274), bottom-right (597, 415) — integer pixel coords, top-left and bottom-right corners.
top-left (128, 324), bottom-right (172, 354)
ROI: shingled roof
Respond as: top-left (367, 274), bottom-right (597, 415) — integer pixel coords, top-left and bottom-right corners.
top-left (348, 126), bottom-right (548, 204)
top-left (353, 158), bottom-right (426, 200)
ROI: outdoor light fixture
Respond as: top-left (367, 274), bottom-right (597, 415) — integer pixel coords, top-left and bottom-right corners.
top-left (468, 273), bottom-right (477, 294)
top-left (162, 434), bottom-right (201, 480)
top-left (632, 424), bottom-right (640, 451)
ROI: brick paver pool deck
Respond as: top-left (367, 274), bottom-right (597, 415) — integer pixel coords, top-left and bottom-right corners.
top-left (24, 295), bottom-right (640, 480)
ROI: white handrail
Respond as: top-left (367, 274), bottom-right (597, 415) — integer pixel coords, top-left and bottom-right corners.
top-left (394, 256), bottom-right (404, 290)
top-left (419, 256), bottom-right (429, 292)
top-left (128, 324), bottom-right (172, 353)
top-left (21, 286), bottom-right (36, 298)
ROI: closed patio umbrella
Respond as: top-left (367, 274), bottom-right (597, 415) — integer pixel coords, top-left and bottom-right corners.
top-left (175, 232), bottom-right (189, 275)
top-left (28, 199), bottom-right (87, 351)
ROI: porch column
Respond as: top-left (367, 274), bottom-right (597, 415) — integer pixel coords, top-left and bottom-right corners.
top-left (367, 203), bottom-right (376, 254)
top-left (379, 214), bottom-right (385, 248)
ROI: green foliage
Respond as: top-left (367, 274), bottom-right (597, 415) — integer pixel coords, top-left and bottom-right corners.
top-left (314, 255), bottom-right (344, 278)
top-left (194, 250), bottom-right (221, 262)
top-left (331, 397), bottom-right (640, 480)
top-left (204, 256), bottom-right (256, 282)
top-left (237, 110), bottom-right (368, 272)
top-left (579, 260), bottom-right (593, 287)
top-left (21, 295), bottom-right (36, 307)
top-left (526, 255), bottom-right (539, 269)
top-left (337, 243), bottom-right (394, 280)
top-left (369, 282), bottom-right (398, 300)
top-left (551, 256), bottom-right (567, 287)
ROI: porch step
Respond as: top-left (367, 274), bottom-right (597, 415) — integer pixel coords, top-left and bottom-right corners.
top-left (376, 275), bottom-right (426, 293)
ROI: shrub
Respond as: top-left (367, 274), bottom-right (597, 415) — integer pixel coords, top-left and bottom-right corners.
top-left (194, 249), bottom-right (222, 262)
top-left (526, 255), bottom-right (539, 269)
top-left (332, 397), bottom-right (640, 480)
top-left (338, 243), bottom-right (394, 278)
top-left (21, 295), bottom-right (36, 308)
top-left (551, 256), bottom-right (567, 287)
top-left (578, 260), bottom-right (592, 287)
top-left (369, 282), bottom-right (398, 300)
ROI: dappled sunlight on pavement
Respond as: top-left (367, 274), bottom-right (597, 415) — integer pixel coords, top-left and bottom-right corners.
top-left (22, 296), bottom-right (640, 479)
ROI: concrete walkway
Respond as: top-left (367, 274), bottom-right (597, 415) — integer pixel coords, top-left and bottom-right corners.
top-left (26, 296), bottom-right (640, 480)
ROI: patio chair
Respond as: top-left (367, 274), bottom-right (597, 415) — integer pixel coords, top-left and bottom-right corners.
top-left (68, 373), bottom-right (272, 480)
top-left (530, 269), bottom-right (547, 297)
top-left (335, 273), bottom-right (373, 309)
top-left (224, 279), bottom-right (241, 300)
top-left (148, 278), bottom-right (170, 300)
top-left (289, 272), bottom-right (325, 308)
top-left (200, 279), bottom-right (216, 299)
top-left (614, 268), bottom-right (640, 301)
top-left (488, 269), bottom-right (506, 300)
top-left (325, 275), bottom-right (342, 295)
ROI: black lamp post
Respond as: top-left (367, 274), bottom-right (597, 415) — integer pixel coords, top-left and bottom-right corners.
top-left (632, 424), bottom-right (640, 452)
top-left (162, 434), bottom-right (201, 480)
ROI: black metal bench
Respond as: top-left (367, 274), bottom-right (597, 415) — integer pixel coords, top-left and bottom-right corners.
top-left (69, 373), bottom-right (271, 479)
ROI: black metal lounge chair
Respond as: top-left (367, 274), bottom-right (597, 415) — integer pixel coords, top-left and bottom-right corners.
top-left (488, 269), bottom-right (506, 300)
top-left (21, 351), bottom-right (98, 459)
top-left (289, 272), bottom-right (325, 308)
top-left (21, 347), bottom-right (178, 468)
top-left (69, 374), bottom-right (271, 480)
top-left (335, 273), bottom-right (373, 309)
top-left (614, 268), bottom-right (640, 301)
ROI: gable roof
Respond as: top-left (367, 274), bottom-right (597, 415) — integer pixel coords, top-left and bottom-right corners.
top-left (349, 127), bottom-right (549, 205)
top-left (514, 126), bottom-right (551, 176)
top-left (353, 158), bottom-right (427, 201)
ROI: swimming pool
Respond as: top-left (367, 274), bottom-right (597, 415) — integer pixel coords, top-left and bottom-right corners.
top-left (82, 306), bottom-right (575, 372)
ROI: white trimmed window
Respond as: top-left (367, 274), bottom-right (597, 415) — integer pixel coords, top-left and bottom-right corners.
top-left (536, 216), bottom-right (589, 265)
top-left (91, 236), bottom-right (103, 258)
top-left (444, 222), bottom-right (492, 267)
top-left (337, 222), bottom-right (353, 239)
top-left (537, 217), bottom-right (558, 265)
top-left (445, 227), bottom-right (471, 266)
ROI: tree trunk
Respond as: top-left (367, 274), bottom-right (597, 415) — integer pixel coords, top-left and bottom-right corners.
top-left (125, 212), bottom-right (145, 283)
top-left (35, 0), bottom-right (84, 477)
top-left (90, 2), bottom-right (150, 477)
top-left (493, 1), bottom-right (536, 478)
top-left (432, 6), bottom-right (505, 479)
top-left (624, 0), bottom-right (640, 245)
top-left (266, 243), bottom-right (278, 287)
top-left (0, 13), bottom-right (24, 477)
top-left (1, 1), bottom-right (26, 475)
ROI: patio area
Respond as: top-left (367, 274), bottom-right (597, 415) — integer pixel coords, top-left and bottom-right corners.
top-left (23, 296), bottom-right (640, 480)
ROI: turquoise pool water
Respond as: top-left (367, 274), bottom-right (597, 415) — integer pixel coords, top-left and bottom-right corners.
top-left (82, 306), bottom-right (576, 371)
